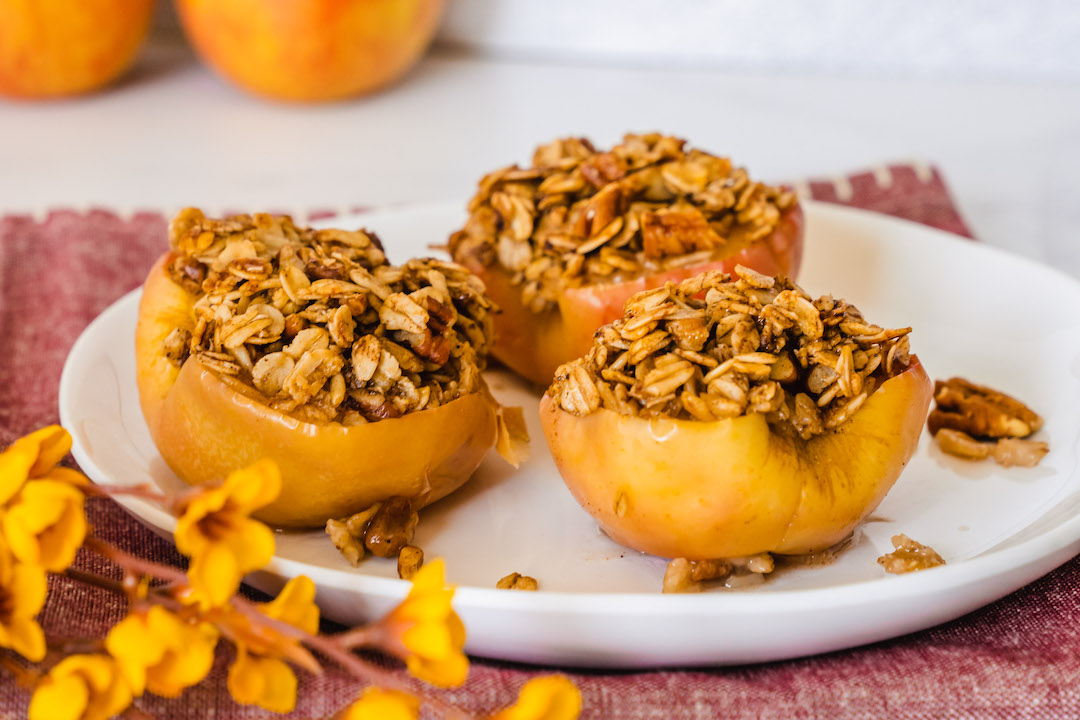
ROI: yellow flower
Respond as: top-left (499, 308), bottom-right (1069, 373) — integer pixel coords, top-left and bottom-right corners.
top-left (343, 687), bottom-right (420, 720)
top-left (0, 425), bottom-right (71, 504)
top-left (227, 648), bottom-right (298, 714)
top-left (377, 558), bottom-right (468, 688)
top-left (174, 458), bottom-right (280, 607)
top-left (3, 478), bottom-right (86, 571)
top-left (220, 575), bottom-right (320, 714)
top-left (0, 534), bottom-right (47, 661)
top-left (105, 605), bottom-right (219, 698)
top-left (28, 654), bottom-right (132, 720)
top-left (262, 572), bottom-right (320, 636)
top-left (490, 676), bottom-right (582, 720)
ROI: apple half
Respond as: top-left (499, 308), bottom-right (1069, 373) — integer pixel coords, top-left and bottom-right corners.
top-left (136, 253), bottom-right (509, 528)
top-left (540, 358), bottom-right (931, 559)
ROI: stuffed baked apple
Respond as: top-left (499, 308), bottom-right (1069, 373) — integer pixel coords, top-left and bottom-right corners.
top-left (540, 266), bottom-right (932, 562)
top-left (136, 209), bottom-right (523, 527)
top-left (449, 133), bottom-right (804, 385)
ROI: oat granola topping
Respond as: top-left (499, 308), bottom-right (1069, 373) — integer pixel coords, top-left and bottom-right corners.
top-left (547, 267), bottom-right (913, 437)
top-left (448, 133), bottom-right (797, 313)
top-left (877, 534), bottom-right (945, 574)
top-left (928, 378), bottom-right (1048, 467)
top-left (165, 208), bottom-right (495, 424)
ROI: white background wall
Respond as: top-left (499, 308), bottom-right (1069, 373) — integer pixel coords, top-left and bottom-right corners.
top-left (437, 0), bottom-right (1080, 81)
top-left (154, 1), bottom-right (1080, 81)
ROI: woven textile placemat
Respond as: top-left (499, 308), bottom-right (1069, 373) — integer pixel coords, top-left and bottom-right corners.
top-left (7, 165), bottom-right (1077, 720)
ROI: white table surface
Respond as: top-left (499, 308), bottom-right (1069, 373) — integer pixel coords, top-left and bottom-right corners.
top-left (1, 36), bottom-right (1078, 279)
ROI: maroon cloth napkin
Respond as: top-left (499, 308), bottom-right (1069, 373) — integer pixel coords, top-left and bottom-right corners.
top-left (6, 164), bottom-right (1076, 720)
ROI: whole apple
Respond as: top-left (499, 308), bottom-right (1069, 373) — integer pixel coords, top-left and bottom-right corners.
top-left (0, 0), bottom-right (154, 98)
top-left (176, 0), bottom-right (446, 102)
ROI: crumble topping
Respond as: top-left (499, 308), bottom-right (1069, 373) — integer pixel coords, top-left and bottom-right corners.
top-left (548, 266), bottom-right (913, 437)
top-left (448, 133), bottom-right (798, 313)
top-left (164, 208), bottom-right (494, 424)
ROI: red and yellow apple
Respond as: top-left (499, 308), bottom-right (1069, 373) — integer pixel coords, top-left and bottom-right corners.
top-left (0, 0), bottom-right (153, 98)
top-left (136, 253), bottom-right (499, 527)
top-left (539, 358), bottom-right (932, 559)
top-left (175, 0), bottom-right (445, 102)
top-left (463, 204), bottom-right (804, 386)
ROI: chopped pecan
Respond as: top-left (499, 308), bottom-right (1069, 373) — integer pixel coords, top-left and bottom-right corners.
top-left (641, 207), bottom-right (724, 259)
top-left (929, 377), bottom-right (1048, 468)
top-left (929, 377), bottom-right (1043, 438)
top-left (496, 573), bottom-right (538, 591)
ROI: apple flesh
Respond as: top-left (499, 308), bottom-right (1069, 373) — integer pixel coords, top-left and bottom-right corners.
top-left (466, 204), bottom-right (804, 387)
top-left (136, 254), bottom-right (498, 527)
top-left (539, 358), bottom-right (932, 559)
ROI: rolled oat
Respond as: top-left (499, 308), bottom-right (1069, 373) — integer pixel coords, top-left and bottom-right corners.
top-left (548, 267), bottom-right (913, 437)
top-left (448, 134), bottom-right (797, 313)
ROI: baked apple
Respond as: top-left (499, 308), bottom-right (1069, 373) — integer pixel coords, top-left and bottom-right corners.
top-left (136, 209), bottom-right (523, 528)
top-left (540, 266), bottom-right (932, 561)
top-left (448, 133), bottom-right (805, 386)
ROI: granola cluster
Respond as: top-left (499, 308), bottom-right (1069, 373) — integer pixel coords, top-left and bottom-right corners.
top-left (928, 378), bottom-right (1048, 467)
top-left (877, 534), bottom-right (945, 574)
top-left (448, 133), bottom-right (797, 313)
top-left (163, 209), bottom-right (495, 425)
top-left (548, 267), bottom-right (913, 437)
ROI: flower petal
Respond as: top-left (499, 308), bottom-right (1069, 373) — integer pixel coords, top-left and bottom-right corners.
top-left (4, 480), bottom-right (86, 571)
top-left (189, 541), bottom-right (242, 607)
top-left (405, 650), bottom-right (469, 688)
top-left (29, 654), bottom-right (132, 720)
top-left (232, 517), bottom-right (276, 573)
top-left (344, 688), bottom-right (420, 720)
top-left (28, 671), bottom-right (88, 720)
top-left (38, 466), bottom-right (89, 486)
top-left (0, 435), bottom-right (36, 505)
top-left (146, 620), bottom-right (218, 698)
top-left (406, 558), bottom-right (445, 598)
top-left (228, 649), bottom-right (297, 714)
top-left (25, 425), bottom-right (72, 478)
top-left (491, 676), bottom-right (583, 720)
top-left (402, 621), bottom-right (455, 661)
top-left (263, 575), bottom-right (319, 635)
top-left (8, 617), bottom-right (46, 663)
top-left (11, 561), bottom-right (47, 616)
top-left (224, 459), bottom-right (281, 512)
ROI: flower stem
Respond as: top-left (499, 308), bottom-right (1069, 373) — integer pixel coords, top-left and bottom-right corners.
top-left (83, 483), bottom-right (169, 505)
top-left (83, 536), bottom-right (188, 585)
top-left (62, 567), bottom-right (126, 596)
top-left (229, 597), bottom-right (479, 720)
top-left (334, 625), bottom-right (376, 650)
top-left (0, 653), bottom-right (40, 690)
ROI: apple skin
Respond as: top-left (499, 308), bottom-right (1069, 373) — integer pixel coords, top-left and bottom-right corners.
top-left (175, 0), bottom-right (445, 102)
top-left (539, 358), bottom-right (932, 559)
top-left (136, 253), bottom-right (498, 527)
top-left (464, 204), bottom-right (804, 387)
top-left (0, 0), bottom-right (153, 98)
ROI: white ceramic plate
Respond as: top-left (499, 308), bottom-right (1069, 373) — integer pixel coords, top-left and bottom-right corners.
top-left (60, 201), bottom-right (1080, 668)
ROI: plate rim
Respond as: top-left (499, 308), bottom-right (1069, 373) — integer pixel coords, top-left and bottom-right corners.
top-left (59, 199), bottom-right (1080, 619)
